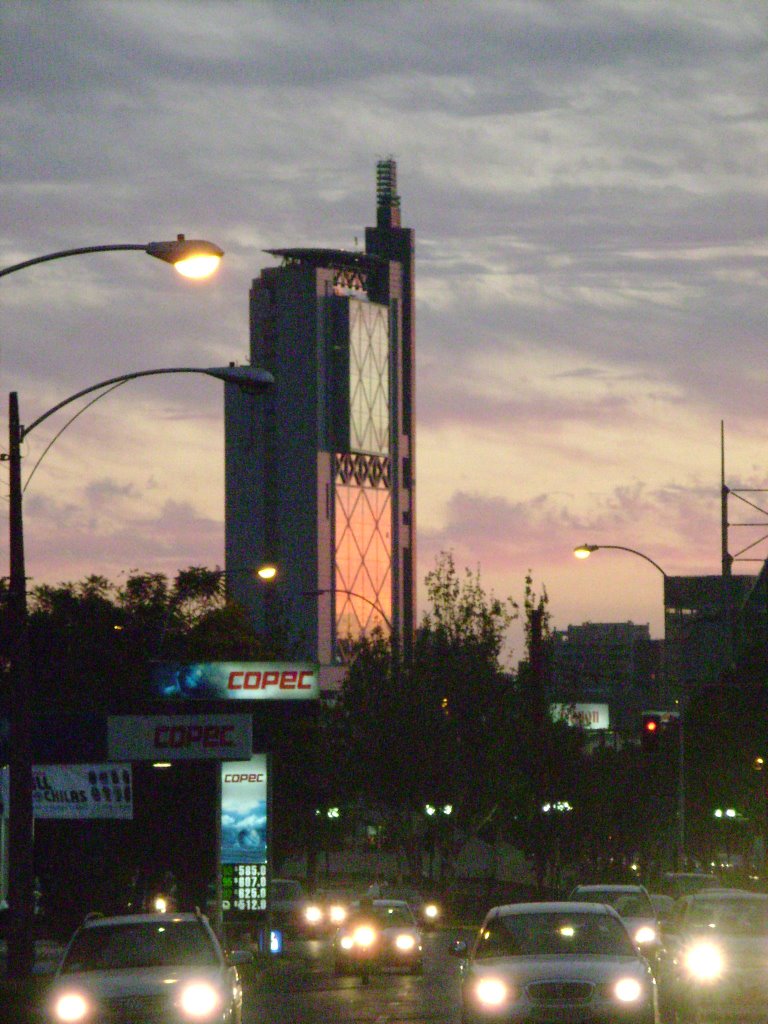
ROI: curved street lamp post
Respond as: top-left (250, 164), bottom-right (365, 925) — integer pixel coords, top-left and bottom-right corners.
top-left (2, 234), bottom-right (226, 979)
top-left (5, 364), bottom-right (272, 977)
top-left (573, 542), bottom-right (686, 870)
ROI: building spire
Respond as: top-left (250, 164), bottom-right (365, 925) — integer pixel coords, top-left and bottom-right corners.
top-left (376, 158), bottom-right (401, 228)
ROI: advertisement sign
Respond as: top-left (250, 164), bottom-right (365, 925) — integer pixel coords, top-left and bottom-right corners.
top-left (150, 662), bottom-right (319, 701)
top-left (221, 755), bottom-right (268, 913)
top-left (550, 703), bottom-right (610, 730)
top-left (1, 764), bottom-right (133, 820)
top-left (108, 714), bottom-right (252, 761)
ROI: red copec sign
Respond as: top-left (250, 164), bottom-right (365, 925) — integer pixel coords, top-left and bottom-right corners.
top-left (227, 668), bottom-right (314, 691)
top-left (154, 723), bottom-right (236, 750)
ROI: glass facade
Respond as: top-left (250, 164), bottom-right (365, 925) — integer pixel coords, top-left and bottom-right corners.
top-left (348, 300), bottom-right (389, 456)
top-left (334, 297), bottom-right (392, 647)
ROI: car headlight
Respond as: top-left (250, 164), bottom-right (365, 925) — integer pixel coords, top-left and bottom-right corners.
top-left (395, 933), bottom-right (416, 951)
top-left (614, 977), bottom-right (643, 1003)
top-left (52, 991), bottom-right (91, 1023)
top-left (634, 925), bottom-right (657, 945)
top-left (474, 976), bottom-right (511, 1008)
top-left (424, 902), bottom-right (439, 920)
top-left (329, 904), bottom-right (347, 924)
top-left (353, 925), bottom-right (377, 948)
top-left (684, 941), bottom-right (725, 982)
top-left (305, 904), bottom-right (323, 924)
top-left (178, 980), bottom-right (222, 1018)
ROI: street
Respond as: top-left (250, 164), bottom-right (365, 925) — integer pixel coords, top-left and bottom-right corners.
top-left (243, 931), bottom-right (466, 1024)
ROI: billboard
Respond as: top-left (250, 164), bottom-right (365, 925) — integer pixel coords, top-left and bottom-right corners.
top-left (550, 703), bottom-right (610, 730)
top-left (108, 714), bottom-right (252, 761)
top-left (1, 764), bottom-right (133, 820)
top-left (221, 755), bottom-right (268, 913)
top-left (149, 662), bottom-right (319, 701)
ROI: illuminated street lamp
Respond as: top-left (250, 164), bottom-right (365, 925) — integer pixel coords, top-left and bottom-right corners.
top-left (573, 543), bottom-right (668, 578)
top-left (4, 364), bottom-right (271, 978)
top-left (574, 541), bottom-right (686, 870)
top-left (1, 237), bottom-right (224, 977)
top-left (0, 234), bottom-right (224, 280)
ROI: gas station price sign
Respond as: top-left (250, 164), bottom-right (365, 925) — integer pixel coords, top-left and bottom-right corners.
top-left (222, 863), bottom-right (267, 912)
top-left (221, 755), bottom-right (268, 916)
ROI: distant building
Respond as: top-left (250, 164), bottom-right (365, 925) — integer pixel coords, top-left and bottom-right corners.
top-left (545, 622), bottom-right (662, 738)
top-left (224, 160), bottom-right (415, 688)
top-left (663, 574), bottom-right (755, 703)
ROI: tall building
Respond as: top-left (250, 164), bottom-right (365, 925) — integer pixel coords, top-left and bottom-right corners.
top-left (224, 160), bottom-right (415, 686)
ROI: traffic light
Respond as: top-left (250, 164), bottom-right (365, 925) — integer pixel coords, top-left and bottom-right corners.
top-left (640, 710), bottom-right (680, 752)
top-left (641, 713), bottom-right (661, 752)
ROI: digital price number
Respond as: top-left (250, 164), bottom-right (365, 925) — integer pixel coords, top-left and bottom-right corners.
top-left (222, 863), bottom-right (267, 912)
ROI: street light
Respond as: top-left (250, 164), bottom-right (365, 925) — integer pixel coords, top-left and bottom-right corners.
top-left (4, 364), bottom-right (272, 978)
top-left (2, 236), bottom-right (225, 978)
top-left (0, 235), bottom-right (224, 280)
top-left (573, 543), bottom-right (668, 578)
top-left (573, 541), bottom-right (686, 871)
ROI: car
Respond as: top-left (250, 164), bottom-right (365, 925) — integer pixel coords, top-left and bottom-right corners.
top-left (44, 910), bottom-right (252, 1024)
top-left (365, 882), bottom-right (443, 930)
top-left (648, 893), bottom-right (676, 925)
top-left (299, 888), bottom-right (353, 935)
top-left (451, 901), bottom-right (658, 1024)
top-left (655, 887), bottom-right (768, 1023)
top-left (269, 877), bottom-right (312, 935)
top-left (659, 871), bottom-right (719, 900)
top-left (333, 898), bottom-right (424, 975)
top-left (569, 883), bottom-right (661, 958)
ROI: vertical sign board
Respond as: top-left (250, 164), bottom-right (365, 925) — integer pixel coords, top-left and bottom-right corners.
top-left (221, 754), bottom-right (268, 915)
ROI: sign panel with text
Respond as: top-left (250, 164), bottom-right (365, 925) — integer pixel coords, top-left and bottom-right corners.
top-left (150, 662), bottom-right (319, 701)
top-left (221, 755), bottom-right (268, 913)
top-left (108, 715), bottom-right (252, 761)
top-left (1, 764), bottom-right (133, 820)
top-left (550, 703), bottom-right (610, 730)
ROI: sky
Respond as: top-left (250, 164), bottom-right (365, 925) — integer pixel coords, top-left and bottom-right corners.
top-left (2, 0), bottom-right (766, 664)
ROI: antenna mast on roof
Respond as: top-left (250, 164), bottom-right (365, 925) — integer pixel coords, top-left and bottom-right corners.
top-left (376, 157), bottom-right (401, 228)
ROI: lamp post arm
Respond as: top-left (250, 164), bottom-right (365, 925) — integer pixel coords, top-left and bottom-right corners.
top-left (593, 545), bottom-right (668, 578)
top-left (303, 588), bottom-right (394, 632)
top-left (20, 366), bottom-right (272, 440)
top-left (1, 244), bottom-right (147, 277)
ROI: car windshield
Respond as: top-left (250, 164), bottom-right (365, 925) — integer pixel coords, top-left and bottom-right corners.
top-left (687, 898), bottom-right (768, 936)
top-left (574, 890), bottom-right (653, 917)
top-left (61, 920), bottom-right (219, 972)
top-left (373, 904), bottom-right (416, 927)
top-left (474, 912), bottom-right (636, 959)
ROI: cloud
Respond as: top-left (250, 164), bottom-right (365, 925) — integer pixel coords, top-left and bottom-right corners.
top-left (2, 0), bottom-right (766, 643)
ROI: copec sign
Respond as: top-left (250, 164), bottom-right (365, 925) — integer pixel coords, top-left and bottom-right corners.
top-left (108, 714), bottom-right (253, 761)
top-left (150, 661), bottom-right (319, 701)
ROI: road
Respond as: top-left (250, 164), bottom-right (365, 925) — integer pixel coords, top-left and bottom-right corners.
top-left (243, 930), bottom-right (466, 1024)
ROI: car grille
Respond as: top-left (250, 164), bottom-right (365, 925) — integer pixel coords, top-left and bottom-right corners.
top-left (527, 980), bottom-right (594, 1004)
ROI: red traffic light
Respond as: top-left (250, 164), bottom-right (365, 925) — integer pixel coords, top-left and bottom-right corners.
top-left (641, 712), bottom-right (662, 751)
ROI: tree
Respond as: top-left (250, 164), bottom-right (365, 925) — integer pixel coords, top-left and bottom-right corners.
top-left (334, 551), bottom-right (520, 882)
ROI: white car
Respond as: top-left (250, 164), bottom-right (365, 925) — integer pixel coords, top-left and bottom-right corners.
top-left (333, 898), bottom-right (424, 975)
top-left (452, 901), bottom-right (658, 1024)
top-left (569, 883), bottom-right (661, 956)
top-left (45, 910), bottom-right (252, 1024)
top-left (656, 888), bottom-right (768, 1022)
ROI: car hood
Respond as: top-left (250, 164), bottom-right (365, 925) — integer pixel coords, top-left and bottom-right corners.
top-left (467, 954), bottom-right (649, 985)
top-left (51, 964), bottom-right (226, 998)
